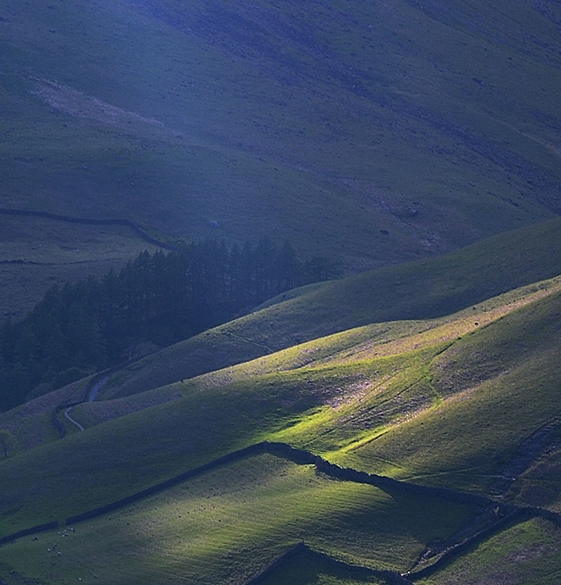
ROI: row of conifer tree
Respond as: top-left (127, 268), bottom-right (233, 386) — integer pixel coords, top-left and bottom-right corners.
top-left (0, 238), bottom-right (340, 411)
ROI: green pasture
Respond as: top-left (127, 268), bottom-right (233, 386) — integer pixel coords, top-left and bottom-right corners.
top-left (416, 518), bottom-right (561, 585)
top-left (0, 454), bottom-right (477, 585)
top-left (0, 0), bottom-right (561, 582)
top-left (12, 263), bottom-right (557, 450)
top-left (0, 256), bottom-right (558, 584)
top-left (1, 266), bottom-right (560, 540)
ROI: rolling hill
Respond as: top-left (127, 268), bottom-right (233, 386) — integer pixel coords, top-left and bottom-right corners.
top-left (1, 1), bottom-right (561, 583)
top-left (78, 216), bottom-right (561, 400)
top-left (0, 217), bottom-right (560, 584)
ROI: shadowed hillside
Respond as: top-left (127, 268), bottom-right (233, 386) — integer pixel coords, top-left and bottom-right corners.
top-left (1, 0), bottom-right (560, 284)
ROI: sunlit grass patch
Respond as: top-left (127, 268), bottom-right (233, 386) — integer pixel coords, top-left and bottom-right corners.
top-left (0, 454), bottom-right (478, 585)
top-left (348, 346), bottom-right (561, 494)
top-left (416, 518), bottom-right (561, 585)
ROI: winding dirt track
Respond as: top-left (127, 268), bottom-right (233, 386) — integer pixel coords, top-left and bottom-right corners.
top-left (62, 376), bottom-right (111, 432)
top-left (63, 407), bottom-right (84, 432)
top-left (53, 358), bottom-right (144, 438)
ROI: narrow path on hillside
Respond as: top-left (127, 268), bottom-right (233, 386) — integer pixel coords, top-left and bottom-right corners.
top-left (63, 408), bottom-right (84, 432)
top-left (62, 376), bottom-right (109, 432)
top-left (52, 356), bottom-right (149, 437)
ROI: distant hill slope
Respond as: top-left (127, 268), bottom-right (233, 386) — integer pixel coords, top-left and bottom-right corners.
top-left (1, 0), bottom-right (560, 275)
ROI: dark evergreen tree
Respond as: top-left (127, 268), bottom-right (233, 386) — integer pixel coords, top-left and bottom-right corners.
top-left (0, 237), bottom-right (340, 411)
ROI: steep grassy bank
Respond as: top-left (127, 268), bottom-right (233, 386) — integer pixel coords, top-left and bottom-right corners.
top-left (0, 233), bottom-right (559, 582)
top-left (415, 517), bottom-right (561, 585)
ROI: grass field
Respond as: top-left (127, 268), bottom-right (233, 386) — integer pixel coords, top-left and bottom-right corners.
top-left (0, 454), bottom-right (478, 585)
top-left (0, 235), bottom-right (558, 526)
top-left (331, 289), bottom-right (561, 492)
top-left (0, 228), bottom-right (559, 582)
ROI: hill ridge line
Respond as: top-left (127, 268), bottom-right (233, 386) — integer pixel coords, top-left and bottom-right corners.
top-left (0, 208), bottom-right (179, 252)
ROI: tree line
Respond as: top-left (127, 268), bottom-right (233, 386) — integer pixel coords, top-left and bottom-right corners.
top-left (0, 238), bottom-right (340, 411)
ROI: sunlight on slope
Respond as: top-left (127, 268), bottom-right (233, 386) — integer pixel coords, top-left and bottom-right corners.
top-left (0, 454), bottom-right (476, 585)
top-left (344, 291), bottom-right (561, 496)
top-left (416, 518), bottom-right (561, 585)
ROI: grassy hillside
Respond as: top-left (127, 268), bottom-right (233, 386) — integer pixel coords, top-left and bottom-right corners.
top-left (328, 288), bottom-right (561, 494)
top-left (2, 217), bottom-right (558, 452)
top-left (0, 454), bottom-right (479, 585)
top-left (0, 240), bottom-right (560, 582)
top-left (1, 0), bottom-right (560, 287)
top-left (90, 217), bottom-right (561, 399)
top-left (1, 2), bottom-right (561, 581)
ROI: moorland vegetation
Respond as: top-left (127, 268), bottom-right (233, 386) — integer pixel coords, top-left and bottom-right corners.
top-left (0, 0), bottom-right (561, 583)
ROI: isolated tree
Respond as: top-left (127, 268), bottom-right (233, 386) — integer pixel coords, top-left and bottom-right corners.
top-left (0, 429), bottom-right (16, 458)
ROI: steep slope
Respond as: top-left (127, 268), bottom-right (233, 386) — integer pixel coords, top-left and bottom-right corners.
top-left (316, 288), bottom-right (561, 495)
top-left (1, 0), bottom-right (560, 280)
top-left (414, 517), bottom-right (561, 585)
top-left (0, 273), bottom-right (561, 583)
top-left (2, 2), bottom-right (561, 583)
